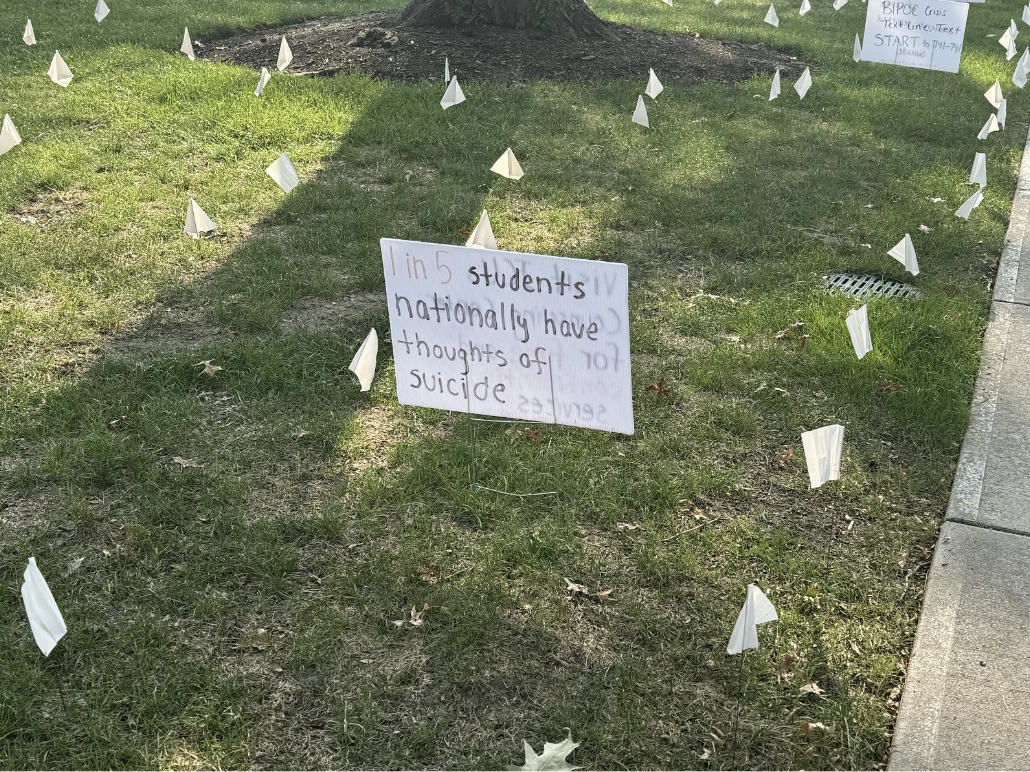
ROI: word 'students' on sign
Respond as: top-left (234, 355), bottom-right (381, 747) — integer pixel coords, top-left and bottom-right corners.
top-left (381, 239), bottom-right (634, 434)
top-left (861, 0), bottom-right (969, 73)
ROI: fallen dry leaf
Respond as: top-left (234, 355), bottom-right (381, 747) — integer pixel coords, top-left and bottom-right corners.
top-left (800, 682), bottom-right (825, 696)
top-left (775, 448), bottom-right (795, 469)
top-left (172, 456), bottom-right (203, 468)
top-left (802, 721), bottom-right (832, 734)
top-left (615, 522), bottom-right (641, 531)
top-left (594, 588), bottom-right (614, 599)
top-left (564, 577), bottom-right (589, 596)
top-left (646, 378), bottom-right (672, 396)
top-left (875, 380), bottom-right (901, 392)
top-left (195, 360), bottom-right (223, 377)
top-left (524, 429), bottom-right (542, 441)
top-left (410, 602), bottom-right (429, 626)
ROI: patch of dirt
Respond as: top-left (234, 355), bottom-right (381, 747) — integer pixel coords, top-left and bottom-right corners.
top-left (199, 12), bottom-right (806, 84)
top-left (10, 188), bottom-right (87, 227)
top-left (278, 291), bottom-right (385, 333)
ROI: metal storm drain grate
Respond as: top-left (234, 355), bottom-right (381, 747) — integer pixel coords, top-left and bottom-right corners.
top-left (824, 272), bottom-right (921, 299)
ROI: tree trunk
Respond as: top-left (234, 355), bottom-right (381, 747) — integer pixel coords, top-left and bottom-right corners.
top-left (397, 0), bottom-right (616, 39)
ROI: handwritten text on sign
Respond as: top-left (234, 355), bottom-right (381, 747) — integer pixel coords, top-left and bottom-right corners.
top-left (861, 0), bottom-right (969, 73)
top-left (381, 239), bottom-right (634, 434)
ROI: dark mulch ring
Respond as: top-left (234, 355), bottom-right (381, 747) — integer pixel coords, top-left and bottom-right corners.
top-left (199, 11), bottom-right (806, 83)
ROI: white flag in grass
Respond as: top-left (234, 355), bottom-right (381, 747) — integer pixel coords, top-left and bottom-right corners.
top-left (47, 51), bottom-right (73, 87)
top-left (1002, 22), bottom-right (1019, 59)
top-left (769, 70), bottom-right (781, 100)
top-left (833, 0), bottom-right (847, 9)
top-left (794, 67), bottom-right (812, 99)
top-left (349, 329), bottom-right (378, 392)
top-left (985, 80), bottom-right (1004, 109)
top-left (266, 153), bottom-right (299, 193)
top-left (1016, 49), bottom-right (1030, 88)
top-left (846, 305), bottom-right (872, 359)
top-left (444, 57), bottom-right (450, 82)
top-left (94, 0), bottom-right (110, 23)
top-left (466, 210), bottom-right (498, 250)
top-left (977, 114), bottom-right (1000, 140)
top-left (854, 34), bottom-right (862, 62)
top-left (727, 584), bottom-right (777, 655)
top-left (970, 152), bottom-right (987, 188)
top-left (441, 76), bottom-right (465, 109)
top-left (24, 19), bottom-right (36, 46)
top-left (765, 4), bottom-right (779, 26)
top-left (1024, 4), bottom-right (1030, 26)
top-left (955, 188), bottom-right (984, 220)
top-left (888, 234), bottom-right (919, 276)
top-left (802, 424), bottom-right (844, 488)
top-left (998, 98), bottom-right (1008, 129)
top-left (255, 67), bottom-right (271, 96)
top-left (0, 115), bottom-right (23, 155)
top-left (22, 558), bottom-right (67, 657)
top-left (184, 199), bottom-right (215, 238)
top-left (181, 27), bottom-right (195, 60)
top-left (632, 95), bottom-right (650, 127)
top-left (800, 0), bottom-right (811, 16)
top-left (645, 68), bottom-right (664, 99)
top-left (278, 36), bottom-right (293, 71)
top-left (491, 148), bottom-right (524, 180)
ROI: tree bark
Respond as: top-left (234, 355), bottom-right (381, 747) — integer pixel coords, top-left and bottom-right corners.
top-left (397, 0), bottom-right (616, 39)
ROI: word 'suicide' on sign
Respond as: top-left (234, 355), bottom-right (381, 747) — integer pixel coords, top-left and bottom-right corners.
top-left (381, 239), bottom-right (634, 434)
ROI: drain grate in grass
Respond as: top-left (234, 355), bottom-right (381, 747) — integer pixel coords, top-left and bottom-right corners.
top-left (825, 272), bottom-right (921, 299)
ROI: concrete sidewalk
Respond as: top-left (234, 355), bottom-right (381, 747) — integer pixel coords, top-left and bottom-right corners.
top-left (889, 124), bottom-right (1030, 770)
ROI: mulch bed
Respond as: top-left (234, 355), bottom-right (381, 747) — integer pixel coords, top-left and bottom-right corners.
top-left (198, 11), bottom-right (806, 83)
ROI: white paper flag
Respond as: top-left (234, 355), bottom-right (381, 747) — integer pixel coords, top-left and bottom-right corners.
top-left (998, 98), bottom-right (1008, 129)
top-left (24, 19), bottom-right (36, 46)
top-left (846, 305), bottom-right (872, 359)
top-left (184, 199), bottom-right (216, 238)
top-left (853, 34), bottom-right (862, 62)
top-left (632, 95), bottom-right (650, 127)
top-left (800, 0), bottom-right (811, 16)
top-left (466, 210), bottom-right (498, 250)
top-left (266, 153), bottom-right (299, 193)
top-left (727, 584), bottom-right (778, 655)
top-left (255, 67), bottom-right (271, 96)
top-left (22, 558), bottom-right (67, 657)
top-left (802, 424), bottom-right (844, 488)
top-left (970, 152), bottom-right (987, 188)
top-left (833, 0), bottom-right (847, 9)
top-left (444, 57), bottom-right (450, 82)
top-left (490, 148), bottom-right (524, 180)
top-left (441, 76), bottom-right (465, 109)
top-left (1016, 49), bottom-right (1030, 88)
top-left (181, 27), bottom-right (195, 60)
top-left (1024, 4), bottom-right (1030, 26)
top-left (278, 36), bottom-right (293, 71)
top-left (47, 51), bottom-right (73, 88)
top-left (645, 68), bottom-right (664, 99)
top-left (95, 0), bottom-right (110, 23)
top-left (795, 67), bottom-right (812, 99)
top-left (985, 80), bottom-right (1004, 109)
top-left (0, 115), bottom-right (23, 156)
top-left (765, 4), bottom-right (780, 26)
top-left (1003, 22), bottom-right (1019, 59)
top-left (977, 114), bottom-right (1001, 140)
top-left (663, 0), bottom-right (674, 6)
top-left (769, 70), bottom-right (781, 100)
top-left (888, 233), bottom-right (920, 276)
top-left (349, 329), bottom-right (378, 392)
top-left (955, 188), bottom-right (984, 220)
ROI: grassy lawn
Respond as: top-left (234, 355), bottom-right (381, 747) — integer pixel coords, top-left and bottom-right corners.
top-left (0, 0), bottom-right (1022, 768)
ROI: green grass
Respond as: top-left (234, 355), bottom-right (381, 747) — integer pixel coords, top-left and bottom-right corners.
top-left (0, 0), bottom-right (1022, 768)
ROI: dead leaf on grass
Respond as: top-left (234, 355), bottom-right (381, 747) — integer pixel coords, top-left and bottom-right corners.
top-left (195, 360), bottom-right (223, 377)
top-left (775, 321), bottom-right (805, 339)
top-left (172, 456), bottom-right (203, 468)
top-left (410, 602), bottom-right (429, 626)
top-left (646, 378), bottom-right (672, 396)
top-left (564, 577), bottom-right (589, 596)
top-left (800, 681), bottom-right (825, 696)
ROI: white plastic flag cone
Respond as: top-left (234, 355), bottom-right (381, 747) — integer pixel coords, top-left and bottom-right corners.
top-left (800, 0), bottom-right (811, 16)
top-left (769, 70), bottom-right (781, 100)
top-left (955, 188), bottom-right (984, 220)
top-left (490, 148), bottom-right (524, 180)
top-left (278, 36), bottom-right (293, 71)
top-left (466, 210), bottom-right (498, 250)
top-left (1024, 4), bottom-right (1030, 26)
top-left (255, 67), bottom-right (271, 96)
top-left (998, 98), bottom-right (1008, 129)
top-left (888, 233), bottom-right (920, 276)
top-left (645, 68), bottom-right (664, 99)
top-left (266, 153), bottom-right (299, 193)
top-left (846, 305), bottom-right (872, 359)
top-left (794, 67), bottom-right (812, 99)
top-left (441, 76), bottom-right (465, 109)
top-left (853, 34), bottom-right (862, 62)
top-left (0, 115), bottom-right (23, 156)
top-left (727, 584), bottom-right (777, 655)
top-left (94, 0), bottom-right (110, 23)
top-left (632, 95), bottom-right (650, 127)
top-left (184, 199), bottom-right (216, 238)
top-left (765, 4), bottom-right (779, 26)
top-left (1002, 23), bottom-right (1019, 59)
top-left (21, 558), bottom-right (67, 657)
top-left (833, 0), bottom-right (847, 8)
top-left (24, 20), bottom-right (36, 46)
top-left (349, 329), bottom-right (378, 392)
top-left (181, 27), bottom-right (195, 60)
top-left (444, 57), bottom-right (450, 82)
top-left (47, 51), bottom-right (73, 87)
top-left (985, 80), bottom-right (1004, 109)
top-left (970, 152), bottom-right (987, 188)
top-left (801, 424), bottom-right (844, 488)
top-left (978, 114), bottom-right (1001, 140)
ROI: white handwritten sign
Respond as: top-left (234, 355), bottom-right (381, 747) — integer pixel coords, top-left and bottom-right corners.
top-left (861, 0), bottom-right (969, 73)
top-left (381, 238), bottom-right (634, 434)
